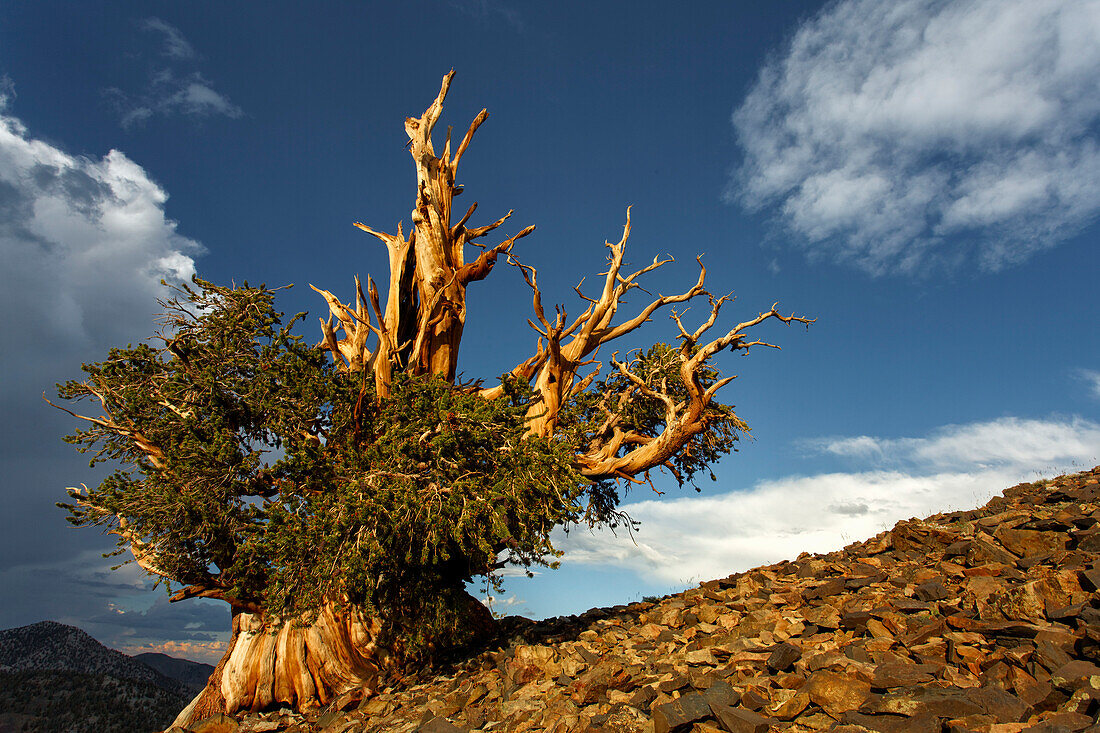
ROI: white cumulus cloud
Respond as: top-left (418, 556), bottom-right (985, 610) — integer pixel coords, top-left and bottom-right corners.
top-left (0, 87), bottom-right (216, 658)
top-left (811, 416), bottom-right (1100, 471)
top-left (556, 416), bottom-right (1099, 585)
top-left (448, 0), bottom-right (525, 31)
top-left (731, 0), bottom-right (1100, 275)
top-left (0, 88), bottom-right (201, 394)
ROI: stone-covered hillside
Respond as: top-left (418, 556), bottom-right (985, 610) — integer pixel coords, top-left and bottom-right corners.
top-left (181, 467), bottom-right (1100, 733)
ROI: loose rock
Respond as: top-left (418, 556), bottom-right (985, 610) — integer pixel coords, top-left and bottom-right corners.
top-left (195, 467), bottom-right (1100, 733)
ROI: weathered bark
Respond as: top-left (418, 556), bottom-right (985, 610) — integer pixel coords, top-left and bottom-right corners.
top-left (308, 73), bottom-right (813, 486)
top-left (173, 593), bottom-right (494, 725)
top-left (314, 69), bottom-right (534, 390)
top-left (174, 602), bottom-right (390, 726)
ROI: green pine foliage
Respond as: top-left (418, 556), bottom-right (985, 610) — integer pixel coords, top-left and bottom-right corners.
top-left (57, 277), bottom-right (745, 662)
top-left (561, 343), bottom-right (747, 491)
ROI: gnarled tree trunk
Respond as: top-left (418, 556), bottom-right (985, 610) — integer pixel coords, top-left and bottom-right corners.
top-left (173, 602), bottom-right (389, 726)
top-left (173, 594), bottom-right (494, 727)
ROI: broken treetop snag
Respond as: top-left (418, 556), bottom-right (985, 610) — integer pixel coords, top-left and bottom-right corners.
top-left (312, 70), bottom-right (812, 484)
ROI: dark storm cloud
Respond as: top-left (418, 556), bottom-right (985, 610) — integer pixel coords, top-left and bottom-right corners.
top-left (0, 90), bottom-right (213, 658)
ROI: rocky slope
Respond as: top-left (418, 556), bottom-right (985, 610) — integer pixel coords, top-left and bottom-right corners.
top-left (182, 467), bottom-right (1100, 733)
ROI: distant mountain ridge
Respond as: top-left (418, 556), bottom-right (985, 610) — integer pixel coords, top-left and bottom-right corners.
top-left (0, 620), bottom-right (215, 732)
top-left (0, 620), bottom-right (207, 697)
top-left (134, 651), bottom-right (217, 693)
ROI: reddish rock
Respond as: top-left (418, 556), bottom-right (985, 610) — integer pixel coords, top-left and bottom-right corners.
top-left (189, 716), bottom-right (240, 733)
top-left (766, 641), bottom-right (801, 672)
top-left (700, 680), bottom-right (740, 709)
top-left (217, 466), bottom-right (1100, 733)
top-left (805, 577), bottom-right (846, 599)
top-left (1050, 660), bottom-right (1100, 691)
top-left (865, 687), bottom-right (985, 719)
top-left (805, 669), bottom-right (872, 716)
top-left (1029, 710), bottom-right (1094, 731)
top-left (416, 717), bottom-right (464, 733)
top-left (766, 689), bottom-right (810, 719)
top-left (567, 659), bottom-right (631, 705)
top-left (968, 539), bottom-right (1019, 567)
top-left (914, 580), bottom-right (950, 602)
top-left (840, 711), bottom-right (940, 732)
top-left (970, 686), bottom-right (1029, 723)
top-left (738, 687), bottom-right (770, 711)
top-left (1078, 566), bottom-right (1100, 592)
top-left (994, 527), bottom-right (1068, 558)
top-left (870, 662), bottom-right (937, 689)
top-left (651, 692), bottom-right (712, 733)
top-left (709, 705), bottom-right (771, 733)
top-left (506, 644), bottom-right (559, 685)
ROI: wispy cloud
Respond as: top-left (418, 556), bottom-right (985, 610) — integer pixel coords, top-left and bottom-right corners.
top-left (449, 0), bottom-right (525, 31)
top-left (142, 17), bottom-right (196, 60)
top-left (87, 594), bottom-right (229, 662)
top-left (1076, 368), bottom-right (1100, 399)
top-left (115, 639), bottom-right (227, 664)
top-left (88, 594), bottom-right (226, 640)
top-left (809, 416), bottom-right (1100, 471)
top-left (0, 88), bottom-right (214, 661)
top-left (480, 593), bottom-right (528, 617)
top-left (0, 551), bottom-right (229, 663)
top-left (108, 18), bottom-right (241, 128)
top-left (730, 0), bottom-right (1100, 276)
top-left (555, 416), bottom-right (1099, 586)
top-left (112, 70), bottom-right (243, 128)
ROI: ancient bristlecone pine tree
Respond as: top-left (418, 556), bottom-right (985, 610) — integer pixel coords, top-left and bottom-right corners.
top-left (53, 72), bottom-right (811, 725)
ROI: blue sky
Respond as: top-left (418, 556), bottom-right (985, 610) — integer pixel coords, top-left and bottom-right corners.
top-left (2, 0), bottom-right (1098, 663)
